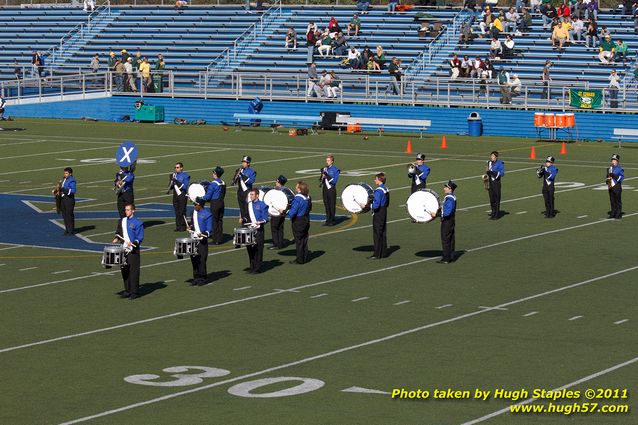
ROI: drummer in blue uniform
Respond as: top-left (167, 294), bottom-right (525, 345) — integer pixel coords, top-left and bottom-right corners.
top-left (269, 175), bottom-right (288, 250)
top-left (170, 162), bottom-right (190, 231)
top-left (286, 180), bottom-right (312, 264)
top-left (408, 153), bottom-right (430, 193)
top-left (241, 188), bottom-right (268, 274)
top-left (59, 167), bottom-right (76, 236)
top-left (203, 166), bottom-right (226, 244)
top-left (362, 172), bottom-right (389, 259)
top-left (607, 153), bottom-right (624, 219)
top-left (113, 204), bottom-right (144, 299)
top-left (432, 180), bottom-right (457, 264)
top-left (188, 197), bottom-right (212, 286)
top-left (537, 156), bottom-right (558, 218)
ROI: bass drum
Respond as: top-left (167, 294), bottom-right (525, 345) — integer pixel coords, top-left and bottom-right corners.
top-left (245, 186), bottom-right (270, 203)
top-left (341, 183), bottom-right (374, 214)
top-left (187, 181), bottom-right (211, 202)
top-left (263, 187), bottom-right (294, 216)
top-left (406, 189), bottom-right (440, 223)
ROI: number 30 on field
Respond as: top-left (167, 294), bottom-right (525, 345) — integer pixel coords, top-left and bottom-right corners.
top-left (124, 366), bottom-right (325, 398)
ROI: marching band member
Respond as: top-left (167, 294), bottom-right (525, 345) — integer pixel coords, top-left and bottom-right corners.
top-left (189, 197), bottom-right (212, 286)
top-left (203, 166), bottom-right (226, 245)
top-left (113, 204), bottom-right (144, 299)
top-left (537, 156), bottom-right (558, 218)
top-left (486, 151), bottom-right (505, 220)
top-left (369, 173), bottom-right (390, 259)
top-left (269, 175), bottom-right (288, 250)
top-left (234, 156), bottom-right (256, 220)
top-left (115, 166), bottom-right (135, 218)
top-left (408, 153), bottom-right (430, 193)
top-left (287, 181), bottom-right (312, 264)
top-left (241, 188), bottom-right (268, 274)
top-left (607, 154), bottom-right (624, 219)
top-left (433, 180), bottom-right (457, 264)
top-left (320, 154), bottom-right (340, 226)
top-left (59, 167), bottom-right (76, 236)
top-left (170, 162), bottom-right (190, 232)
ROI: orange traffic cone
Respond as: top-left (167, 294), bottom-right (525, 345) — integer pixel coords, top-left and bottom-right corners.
top-left (560, 142), bottom-right (567, 155)
top-left (440, 135), bottom-right (448, 149)
top-left (405, 139), bottom-right (413, 154)
top-left (529, 146), bottom-right (537, 160)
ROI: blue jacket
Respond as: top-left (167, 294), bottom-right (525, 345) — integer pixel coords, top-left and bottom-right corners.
top-left (542, 165), bottom-right (558, 184)
top-left (239, 167), bottom-right (257, 191)
top-left (288, 193), bottom-right (311, 218)
top-left (442, 193), bottom-right (457, 218)
top-left (248, 199), bottom-right (269, 224)
top-left (173, 171), bottom-right (190, 194)
top-left (120, 215), bottom-right (144, 247)
top-left (488, 160), bottom-right (505, 180)
top-left (60, 176), bottom-right (76, 197)
top-left (120, 171), bottom-right (135, 192)
top-left (192, 208), bottom-right (212, 237)
top-left (203, 178), bottom-right (225, 201)
top-left (409, 164), bottom-right (430, 185)
top-left (609, 165), bottom-right (624, 187)
top-left (323, 165), bottom-right (340, 189)
top-left (248, 98), bottom-right (263, 114)
top-left (371, 184), bottom-right (389, 210)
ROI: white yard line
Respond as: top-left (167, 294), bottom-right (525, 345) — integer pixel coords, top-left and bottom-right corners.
top-left (351, 297), bottom-right (370, 302)
top-left (310, 293), bottom-right (328, 299)
top-left (233, 286), bottom-right (252, 291)
top-left (568, 315), bottom-right (583, 321)
top-left (393, 300), bottom-right (411, 306)
top-left (523, 311), bottom-right (538, 317)
top-left (18, 267), bottom-right (38, 271)
top-left (51, 270), bottom-right (71, 275)
top-left (57, 265), bottom-right (638, 425)
top-left (614, 319), bottom-right (629, 325)
top-left (436, 304), bottom-right (453, 309)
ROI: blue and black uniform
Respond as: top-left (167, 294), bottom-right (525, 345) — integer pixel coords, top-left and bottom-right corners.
top-left (171, 170), bottom-right (190, 231)
top-left (203, 177), bottom-right (226, 244)
top-left (608, 160), bottom-right (624, 219)
top-left (371, 184), bottom-right (389, 259)
top-left (440, 191), bottom-right (456, 263)
top-left (190, 208), bottom-right (212, 285)
top-left (237, 166), bottom-right (256, 219)
top-left (487, 159), bottom-right (505, 219)
top-left (270, 185), bottom-right (288, 250)
top-left (288, 192), bottom-right (312, 264)
top-left (116, 168), bottom-right (135, 218)
top-left (59, 174), bottom-right (76, 235)
top-left (116, 214), bottom-right (144, 299)
top-left (321, 164), bottom-right (340, 225)
top-left (244, 199), bottom-right (268, 273)
top-left (409, 163), bottom-right (430, 193)
top-left (538, 163), bottom-right (558, 218)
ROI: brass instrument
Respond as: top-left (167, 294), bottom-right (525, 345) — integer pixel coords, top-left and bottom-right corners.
top-left (606, 166), bottom-right (613, 189)
top-left (166, 172), bottom-right (176, 195)
top-left (482, 160), bottom-right (490, 191)
top-left (52, 179), bottom-right (62, 213)
top-left (536, 164), bottom-right (545, 179)
top-left (407, 163), bottom-right (417, 175)
top-left (231, 168), bottom-right (241, 186)
top-left (114, 170), bottom-right (125, 195)
top-left (318, 167), bottom-right (327, 188)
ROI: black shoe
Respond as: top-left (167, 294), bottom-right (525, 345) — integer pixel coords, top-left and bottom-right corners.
top-left (436, 259), bottom-right (450, 264)
top-left (251, 270), bottom-right (261, 274)
top-left (289, 260), bottom-right (299, 264)
top-left (129, 294), bottom-right (139, 300)
top-left (120, 291), bottom-right (131, 298)
top-left (267, 246), bottom-right (278, 250)
top-left (367, 256), bottom-right (378, 260)
top-left (489, 216), bottom-right (497, 220)
top-left (116, 290), bottom-right (126, 296)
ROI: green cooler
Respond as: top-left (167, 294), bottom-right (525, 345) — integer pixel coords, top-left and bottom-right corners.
top-left (135, 105), bottom-right (165, 122)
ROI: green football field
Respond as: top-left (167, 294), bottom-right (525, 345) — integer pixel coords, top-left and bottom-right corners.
top-left (0, 118), bottom-right (636, 425)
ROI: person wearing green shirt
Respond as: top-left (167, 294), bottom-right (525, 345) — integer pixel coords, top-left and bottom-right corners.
top-left (598, 35), bottom-right (615, 64)
top-left (107, 51), bottom-right (117, 70)
top-left (347, 14), bottom-right (361, 36)
top-left (614, 39), bottom-right (629, 65)
top-left (154, 54), bottom-right (166, 93)
top-left (120, 49), bottom-right (130, 64)
top-left (133, 51), bottom-right (142, 71)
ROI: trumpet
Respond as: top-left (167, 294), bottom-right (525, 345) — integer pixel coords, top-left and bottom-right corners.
top-left (52, 179), bottom-right (62, 196)
top-left (52, 179), bottom-right (62, 213)
top-left (231, 167), bottom-right (241, 186)
top-left (318, 167), bottom-right (327, 188)
top-left (165, 172), bottom-right (176, 195)
top-left (482, 160), bottom-right (490, 191)
top-left (114, 171), bottom-right (125, 195)
top-left (407, 163), bottom-right (417, 175)
top-left (536, 165), bottom-right (545, 178)
top-left (605, 166), bottom-right (613, 189)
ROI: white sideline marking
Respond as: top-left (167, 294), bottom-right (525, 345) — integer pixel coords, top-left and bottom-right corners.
top-left (568, 315), bottom-right (583, 321)
top-left (341, 386), bottom-right (391, 395)
top-left (523, 311), bottom-right (538, 317)
top-left (165, 280), bottom-right (176, 283)
top-left (310, 293), bottom-right (328, 299)
top-left (19, 267), bottom-right (38, 271)
top-left (0, 245), bottom-right (24, 251)
top-left (18, 181), bottom-right (32, 184)
top-left (515, 211), bottom-right (527, 215)
top-left (3, 215), bottom-right (637, 353)
top-left (352, 297), bottom-right (369, 303)
top-left (614, 319), bottom-right (629, 325)
top-left (436, 304), bottom-right (453, 309)
top-left (57, 266), bottom-right (638, 425)
top-left (233, 286), bottom-right (251, 291)
top-left (393, 300), bottom-right (411, 306)
top-left (577, 215), bottom-right (588, 219)
top-left (478, 306), bottom-right (508, 311)
top-left (462, 356), bottom-right (638, 425)
top-left (51, 270), bottom-right (71, 275)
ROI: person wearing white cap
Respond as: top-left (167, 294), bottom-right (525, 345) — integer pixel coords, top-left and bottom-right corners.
top-left (124, 57), bottom-right (137, 92)
top-left (188, 197), bottom-right (212, 285)
top-left (606, 154), bottom-right (624, 219)
top-left (537, 156), bottom-right (558, 218)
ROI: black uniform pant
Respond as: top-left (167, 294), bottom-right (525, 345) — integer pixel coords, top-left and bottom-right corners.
top-left (237, 189), bottom-right (249, 220)
top-left (270, 215), bottom-right (286, 248)
top-left (190, 240), bottom-right (208, 281)
top-left (291, 216), bottom-right (309, 263)
top-left (173, 192), bottom-right (188, 231)
top-left (209, 200), bottom-right (225, 244)
top-left (488, 179), bottom-right (501, 218)
top-left (609, 185), bottom-right (622, 218)
top-left (542, 183), bottom-right (555, 217)
top-left (121, 249), bottom-right (140, 295)
top-left (411, 181), bottom-right (426, 194)
top-left (372, 207), bottom-right (387, 258)
top-left (440, 217), bottom-right (455, 262)
top-left (247, 227), bottom-right (264, 272)
top-left (60, 195), bottom-right (75, 234)
top-left (117, 190), bottom-right (134, 219)
top-left (323, 186), bottom-right (337, 224)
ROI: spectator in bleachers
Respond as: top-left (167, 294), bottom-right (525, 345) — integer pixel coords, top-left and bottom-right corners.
top-left (83, 0), bottom-right (95, 12)
top-left (586, 19), bottom-right (599, 48)
top-left (125, 57), bottom-right (138, 92)
top-left (540, 1), bottom-right (557, 29)
top-left (586, 0), bottom-right (599, 21)
top-left (328, 17), bottom-right (342, 35)
top-left (614, 39), bottom-right (629, 65)
top-left (386, 57), bottom-right (403, 95)
top-left (490, 14), bottom-right (503, 38)
top-left (306, 63), bottom-right (323, 97)
top-left (484, 58), bottom-right (495, 79)
top-left (510, 73), bottom-right (522, 97)
top-left (388, 0), bottom-right (399, 13)
top-left (418, 21), bottom-right (430, 39)
top-left (570, 17), bottom-right (584, 42)
top-left (121, 49), bottom-right (130, 64)
top-left (347, 14), bottom-right (361, 37)
top-left (31, 51), bottom-right (44, 78)
top-left (449, 54), bottom-right (461, 79)
top-left (329, 71), bottom-right (342, 98)
top-left (306, 21), bottom-right (317, 36)
top-left (133, 51), bottom-right (143, 72)
top-left (478, 8), bottom-right (493, 36)
top-left (357, 0), bottom-right (371, 15)
top-left (519, 8), bottom-right (532, 33)
top-left (306, 30), bottom-right (317, 63)
top-left (155, 54), bottom-right (166, 89)
top-left (497, 68), bottom-right (511, 104)
top-left (470, 55), bottom-right (484, 78)
top-left (13, 60), bottom-right (21, 80)
top-left (608, 69), bottom-right (620, 107)
top-left (375, 45), bottom-right (386, 69)
top-left (461, 55), bottom-right (471, 77)
top-left (90, 54), bottom-right (100, 73)
top-left (464, 0), bottom-right (477, 10)
top-left (541, 60), bottom-right (552, 99)
top-left (599, 35), bottom-right (616, 64)
top-left (557, 1), bottom-right (570, 20)
top-left (347, 46), bottom-right (362, 68)
top-left (504, 7), bottom-right (519, 33)
top-left (460, 21), bottom-right (475, 45)
top-left (573, 0), bottom-right (586, 20)
top-left (318, 70), bottom-right (333, 97)
top-left (362, 46), bottom-right (374, 65)
top-left (515, 0), bottom-right (525, 12)
top-left (552, 18), bottom-right (570, 50)
top-left (139, 57), bottom-right (151, 92)
top-left (490, 36), bottom-right (502, 59)
top-left (318, 34), bottom-right (333, 57)
top-left (285, 27), bottom-right (297, 50)
top-left (114, 59), bottom-right (124, 92)
top-left (502, 34), bottom-right (516, 58)
top-left (599, 25), bottom-right (610, 40)
top-left (477, 70), bottom-right (489, 97)
top-left (334, 32), bottom-right (348, 55)
top-left (175, 0), bottom-right (188, 12)
top-left (107, 51), bottom-right (116, 70)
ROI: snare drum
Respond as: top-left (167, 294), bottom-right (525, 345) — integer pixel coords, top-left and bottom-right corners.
top-left (101, 245), bottom-right (127, 268)
top-left (174, 237), bottom-right (198, 258)
top-left (341, 183), bottom-right (374, 214)
top-left (245, 186), bottom-right (270, 203)
top-left (263, 187), bottom-right (295, 216)
top-left (233, 227), bottom-right (257, 246)
top-left (406, 189), bottom-right (440, 223)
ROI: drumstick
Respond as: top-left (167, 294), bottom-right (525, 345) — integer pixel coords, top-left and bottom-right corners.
top-left (115, 234), bottom-right (125, 241)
